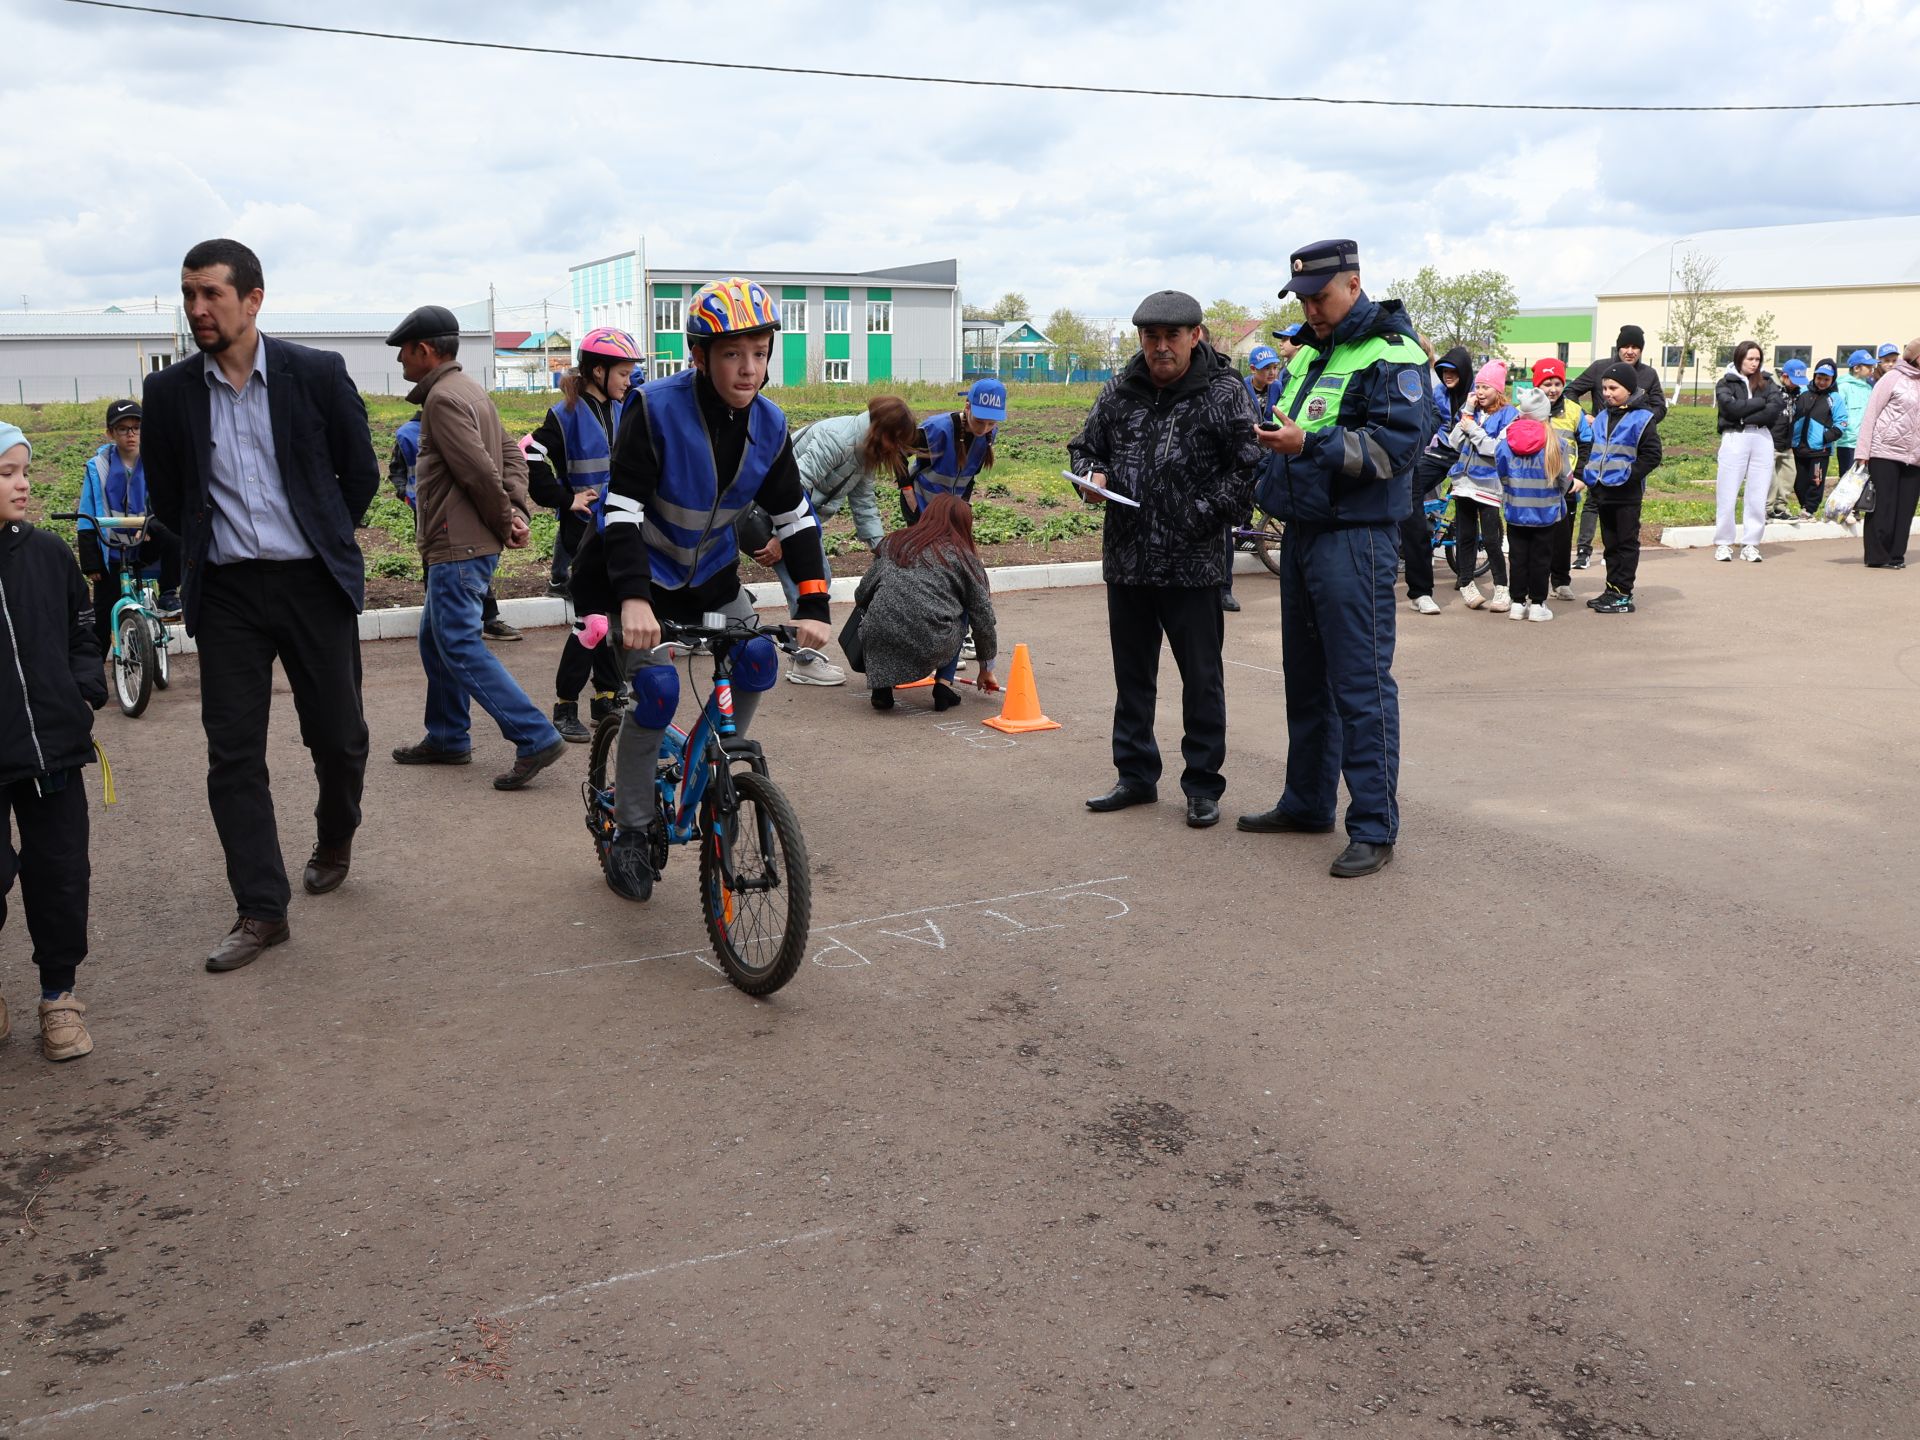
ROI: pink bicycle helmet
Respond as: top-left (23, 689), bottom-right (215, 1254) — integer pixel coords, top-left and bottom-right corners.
top-left (578, 327), bottom-right (643, 364)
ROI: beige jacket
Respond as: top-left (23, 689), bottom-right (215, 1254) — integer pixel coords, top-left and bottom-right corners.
top-left (409, 361), bottom-right (531, 565)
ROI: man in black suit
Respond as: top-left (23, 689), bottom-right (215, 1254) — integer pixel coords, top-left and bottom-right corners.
top-left (143, 238), bottom-right (379, 973)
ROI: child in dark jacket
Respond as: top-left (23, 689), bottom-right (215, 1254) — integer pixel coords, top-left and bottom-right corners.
top-left (1583, 364), bottom-right (1664, 613)
top-left (0, 423), bottom-right (108, 1060)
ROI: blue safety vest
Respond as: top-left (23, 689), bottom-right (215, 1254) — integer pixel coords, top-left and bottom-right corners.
top-left (1448, 405), bottom-right (1515, 491)
top-left (636, 368), bottom-right (786, 591)
top-left (555, 395), bottom-right (623, 529)
top-left (911, 411), bottom-right (994, 508)
top-left (1586, 407), bottom-right (1653, 488)
top-left (1245, 374), bottom-right (1282, 422)
top-left (1497, 436), bottom-right (1571, 527)
top-left (394, 420), bottom-right (420, 508)
top-left (80, 444), bottom-right (149, 552)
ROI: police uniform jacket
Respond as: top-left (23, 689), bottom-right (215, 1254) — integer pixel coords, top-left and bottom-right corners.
top-left (1254, 294), bottom-right (1429, 527)
top-left (1066, 340), bottom-right (1261, 588)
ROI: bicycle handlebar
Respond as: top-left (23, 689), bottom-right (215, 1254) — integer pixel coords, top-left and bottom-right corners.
top-left (660, 614), bottom-right (800, 654)
top-left (48, 512), bottom-right (147, 529)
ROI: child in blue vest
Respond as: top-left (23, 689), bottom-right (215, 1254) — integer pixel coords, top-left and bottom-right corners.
top-left (581, 280), bottom-right (831, 903)
top-left (76, 399), bottom-right (181, 651)
top-left (1495, 388), bottom-right (1579, 622)
top-left (1446, 361), bottom-right (1516, 611)
top-left (1244, 344), bottom-right (1284, 421)
top-left (1584, 363), bottom-right (1664, 614)
top-left (526, 328), bottom-right (644, 740)
top-left (899, 378), bottom-right (1004, 522)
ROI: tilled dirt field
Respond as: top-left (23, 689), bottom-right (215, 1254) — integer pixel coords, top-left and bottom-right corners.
top-left (3, 538), bottom-right (1916, 1438)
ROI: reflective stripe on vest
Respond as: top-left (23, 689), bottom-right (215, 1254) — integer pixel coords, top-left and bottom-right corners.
top-left (1447, 406), bottom-right (1515, 487)
top-left (1587, 407), bottom-right (1652, 487)
top-left (556, 396), bottom-right (618, 488)
top-left (1499, 440), bottom-right (1569, 525)
top-left (637, 368), bottom-right (786, 591)
top-left (913, 411), bottom-right (994, 506)
top-left (1275, 331), bottom-right (1420, 435)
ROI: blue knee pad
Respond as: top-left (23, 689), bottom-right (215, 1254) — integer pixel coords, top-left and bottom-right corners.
top-left (627, 662), bottom-right (680, 729)
top-left (735, 635), bottom-right (779, 693)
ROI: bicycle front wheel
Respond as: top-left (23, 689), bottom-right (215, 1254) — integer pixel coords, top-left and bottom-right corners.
top-left (115, 611), bottom-right (154, 718)
top-left (1253, 513), bottom-right (1285, 576)
top-left (151, 616), bottom-right (171, 690)
top-left (699, 769), bottom-right (811, 997)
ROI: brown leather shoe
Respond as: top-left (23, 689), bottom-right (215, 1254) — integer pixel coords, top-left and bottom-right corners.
top-left (493, 737), bottom-right (569, 791)
top-left (392, 739), bottom-right (471, 765)
top-left (206, 915), bottom-right (291, 973)
top-left (302, 841), bottom-right (351, 895)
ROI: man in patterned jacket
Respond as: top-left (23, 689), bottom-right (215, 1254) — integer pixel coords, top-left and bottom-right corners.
top-left (1067, 289), bottom-right (1262, 830)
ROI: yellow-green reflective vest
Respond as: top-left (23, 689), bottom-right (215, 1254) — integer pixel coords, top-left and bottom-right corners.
top-left (1275, 331), bottom-right (1423, 432)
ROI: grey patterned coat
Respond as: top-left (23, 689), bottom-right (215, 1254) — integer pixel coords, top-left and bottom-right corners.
top-left (1067, 342), bottom-right (1262, 587)
top-left (852, 547), bottom-right (998, 690)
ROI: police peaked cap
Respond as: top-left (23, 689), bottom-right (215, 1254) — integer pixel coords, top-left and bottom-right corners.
top-left (385, 305), bottom-right (463, 347)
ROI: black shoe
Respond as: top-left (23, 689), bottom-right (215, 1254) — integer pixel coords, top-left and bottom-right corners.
top-left (1220, 590), bottom-right (1241, 613)
top-left (932, 681), bottom-right (962, 712)
top-left (546, 580), bottom-right (571, 598)
top-left (1236, 805), bottom-right (1334, 834)
top-left (1591, 592), bottom-right (1635, 614)
top-left (870, 686), bottom-right (894, 711)
top-left (604, 829), bottom-right (656, 902)
top-left (156, 590), bottom-right (182, 620)
top-left (483, 617), bottom-right (522, 642)
top-left (1889, 559), bottom-right (1908, 571)
top-left (1572, 547), bottom-right (1592, 570)
top-left (1086, 782), bottom-right (1156, 813)
top-left (588, 690), bottom-right (625, 722)
top-left (552, 701), bottom-right (590, 744)
top-left (1330, 841), bottom-right (1394, 878)
top-left (1186, 796), bottom-right (1220, 828)
top-left (392, 739), bottom-right (472, 765)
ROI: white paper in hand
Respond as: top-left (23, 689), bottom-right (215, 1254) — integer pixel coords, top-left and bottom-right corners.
top-left (1062, 469), bottom-right (1141, 507)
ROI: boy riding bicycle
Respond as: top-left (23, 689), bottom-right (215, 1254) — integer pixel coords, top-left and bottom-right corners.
top-left (571, 277), bottom-right (831, 902)
top-left (77, 400), bottom-right (181, 655)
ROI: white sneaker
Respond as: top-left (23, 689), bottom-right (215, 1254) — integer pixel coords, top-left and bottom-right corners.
top-left (786, 651), bottom-right (847, 686)
top-left (1550, 583), bottom-right (1576, 601)
top-left (1714, 544), bottom-right (1733, 561)
top-left (1507, 599), bottom-right (1528, 621)
top-left (1741, 544), bottom-right (1763, 563)
top-left (1461, 582), bottom-right (1486, 609)
top-left (1410, 595), bottom-right (1440, 615)
top-left (1489, 585), bottom-right (1512, 613)
top-left (960, 636), bottom-right (977, 660)
top-left (1529, 603), bottom-right (1553, 622)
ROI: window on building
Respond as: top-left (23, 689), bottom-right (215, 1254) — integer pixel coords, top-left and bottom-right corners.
top-left (652, 357), bottom-right (685, 378)
top-left (866, 301), bottom-right (892, 334)
top-left (148, 354), bottom-right (169, 372)
top-left (653, 297), bottom-right (683, 335)
top-left (1714, 345), bottom-right (1737, 368)
top-left (1661, 344), bottom-right (1696, 370)
top-left (780, 299), bottom-right (807, 332)
top-left (824, 301), bottom-right (851, 334)
top-left (824, 358), bottom-right (851, 383)
top-left (1557, 342), bottom-right (1569, 363)
top-left (1774, 344), bottom-right (1812, 369)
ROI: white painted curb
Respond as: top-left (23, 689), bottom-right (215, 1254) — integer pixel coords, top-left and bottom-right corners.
top-left (1658, 517), bottom-right (1915, 550)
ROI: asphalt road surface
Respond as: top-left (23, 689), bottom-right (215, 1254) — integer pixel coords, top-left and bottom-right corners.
top-left (3, 538), bottom-right (1915, 1438)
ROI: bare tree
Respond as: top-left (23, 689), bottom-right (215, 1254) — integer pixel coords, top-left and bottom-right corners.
top-left (1660, 251), bottom-right (1746, 401)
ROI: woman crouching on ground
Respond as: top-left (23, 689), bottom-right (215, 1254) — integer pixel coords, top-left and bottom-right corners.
top-left (854, 495), bottom-right (1000, 712)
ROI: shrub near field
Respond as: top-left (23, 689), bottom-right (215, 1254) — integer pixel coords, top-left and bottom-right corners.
top-left (0, 383), bottom-right (1725, 605)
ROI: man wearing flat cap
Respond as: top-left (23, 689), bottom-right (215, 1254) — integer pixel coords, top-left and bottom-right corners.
top-left (385, 306), bottom-right (566, 792)
top-left (1067, 289), bottom-right (1262, 829)
top-left (1243, 240), bottom-right (1431, 877)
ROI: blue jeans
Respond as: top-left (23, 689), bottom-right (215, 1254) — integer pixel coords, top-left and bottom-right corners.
top-left (419, 555), bottom-right (559, 758)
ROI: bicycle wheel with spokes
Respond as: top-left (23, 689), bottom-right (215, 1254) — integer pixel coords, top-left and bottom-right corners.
top-left (151, 615), bottom-right (171, 690)
top-left (699, 769), bottom-right (810, 997)
top-left (115, 611), bottom-right (154, 718)
top-left (1253, 512), bottom-right (1285, 576)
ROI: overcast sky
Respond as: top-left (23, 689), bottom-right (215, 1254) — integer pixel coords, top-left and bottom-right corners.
top-left (6, 0), bottom-right (1914, 327)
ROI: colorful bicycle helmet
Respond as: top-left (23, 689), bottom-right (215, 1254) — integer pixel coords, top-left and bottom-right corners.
top-left (685, 277), bottom-right (780, 342)
top-left (578, 327), bottom-right (642, 363)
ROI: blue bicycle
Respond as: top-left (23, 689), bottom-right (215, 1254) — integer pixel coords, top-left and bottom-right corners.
top-left (583, 613), bottom-right (812, 997)
top-left (53, 510), bottom-right (171, 717)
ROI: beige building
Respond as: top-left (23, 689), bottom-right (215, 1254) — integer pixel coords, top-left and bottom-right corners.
top-left (1594, 215), bottom-right (1920, 394)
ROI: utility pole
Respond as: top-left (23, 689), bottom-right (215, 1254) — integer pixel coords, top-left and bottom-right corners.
top-left (542, 299), bottom-right (551, 392)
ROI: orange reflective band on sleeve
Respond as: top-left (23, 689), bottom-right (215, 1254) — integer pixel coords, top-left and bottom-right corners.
top-left (797, 580), bottom-right (830, 597)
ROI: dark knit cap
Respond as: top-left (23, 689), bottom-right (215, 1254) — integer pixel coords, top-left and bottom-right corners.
top-left (1616, 324), bottom-right (1646, 350)
top-left (1601, 361), bottom-right (1640, 395)
top-left (1130, 290), bottom-right (1204, 327)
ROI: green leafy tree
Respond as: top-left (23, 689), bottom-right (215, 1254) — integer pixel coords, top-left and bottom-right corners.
top-left (990, 292), bottom-right (1030, 322)
top-left (1201, 298), bottom-right (1253, 351)
top-left (1384, 266), bottom-right (1518, 357)
top-left (1256, 299), bottom-right (1304, 343)
top-left (1044, 307), bottom-right (1102, 373)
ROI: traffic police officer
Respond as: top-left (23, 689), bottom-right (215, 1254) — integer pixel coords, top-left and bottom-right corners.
top-left (1238, 240), bottom-right (1430, 877)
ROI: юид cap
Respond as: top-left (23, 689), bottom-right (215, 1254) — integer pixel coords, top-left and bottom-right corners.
top-left (1248, 345), bottom-right (1279, 370)
top-left (1278, 240), bottom-right (1360, 298)
top-left (964, 377), bottom-right (1008, 422)
top-left (1847, 349), bottom-right (1874, 367)
top-left (384, 304), bottom-right (462, 347)
top-left (1272, 322), bottom-right (1303, 341)
top-left (104, 398), bottom-right (142, 429)
top-left (1878, 342), bottom-right (1900, 359)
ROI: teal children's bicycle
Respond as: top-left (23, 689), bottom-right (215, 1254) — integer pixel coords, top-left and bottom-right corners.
top-left (53, 511), bottom-right (171, 717)
top-left (582, 612), bottom-right (813, 997)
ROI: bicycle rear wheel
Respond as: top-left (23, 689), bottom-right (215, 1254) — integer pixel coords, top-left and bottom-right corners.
top-left (115, 611), bottom-right (154, 718)
top-left (699, 769), bottom-right (810, 997)
top-left (151, 615), bottom-right (171, 690)
top-left (1253, 513), bottom-right (1285, 576)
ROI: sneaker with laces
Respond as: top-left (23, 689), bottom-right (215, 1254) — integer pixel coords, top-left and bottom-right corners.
top-left (482, 617), bottom-right (522, 642)
top-left (1714, 544), bottom-right (1733, 561)
top-left (1573, 546), bottom-right (1592, 570)
top-left (38, 993), bottom-right (92, 1061)
top-left (1529, 603), bottom-right (1554, 622)
top-left (1460, 582), bottom-right (1486, 609)
top-left (1550, 583), bottom-right (1576, 601)
top-left (1508, 599), bottom-right (1529, 621)
top-left (960, 634), bottom-right (977, 661)
top-left (552, 700), bottom-right (590, 744)
top-left (604, 828), bottom-right (656, 901)
top-left (787, 651), bottom-right (847, 686)
top-left (1489, 585), bottom-right (1512, 613)
top-left (1410, 595), bottom-right (1440, 615)
top-left (1741, 544), bottom-right (1763, 563)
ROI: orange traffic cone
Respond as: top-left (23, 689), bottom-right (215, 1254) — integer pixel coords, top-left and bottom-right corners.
top-left (983, 643), bottom-right (1061, 734)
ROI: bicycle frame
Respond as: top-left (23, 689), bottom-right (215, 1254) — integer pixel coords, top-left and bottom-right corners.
top-left (653, 632), bottom-right (773, 849)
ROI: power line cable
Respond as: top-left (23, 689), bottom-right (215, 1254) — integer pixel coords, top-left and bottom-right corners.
top-left (56, 0), bottom-right (1920, 113)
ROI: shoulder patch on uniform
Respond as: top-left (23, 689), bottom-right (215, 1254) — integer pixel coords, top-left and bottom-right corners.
top-left (1397, 369), bottom-right (1424, 402)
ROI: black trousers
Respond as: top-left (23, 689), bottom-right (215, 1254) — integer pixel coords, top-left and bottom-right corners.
top-left (1221, 528), bottom-right (1236, 597)
top-left (89, 538), bottom-right (181, 656)
top-left (1452, 499), bottom-right (1506, 589)
top-left (196, 559), bottom-right (369, 921)
top-left (1507, 525), bottom-right (1555, 605)
top-left (551, 506), bottom-right (588, 586)
top-left (1401, 453), bottom-right (1447, 601)
top-left (554, 631), bottom-right (622, 702)
top-left (1794, 453), bottom-right (1831, 513)
top-left (0, 770), bottom-right (89, 994)
top-left (1864, 458), bottom-right (1920, 567)
top-left (1106, 583), bottom-right (1227, 800)
top-left (1598, 500), bottom-right (1642, 595)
